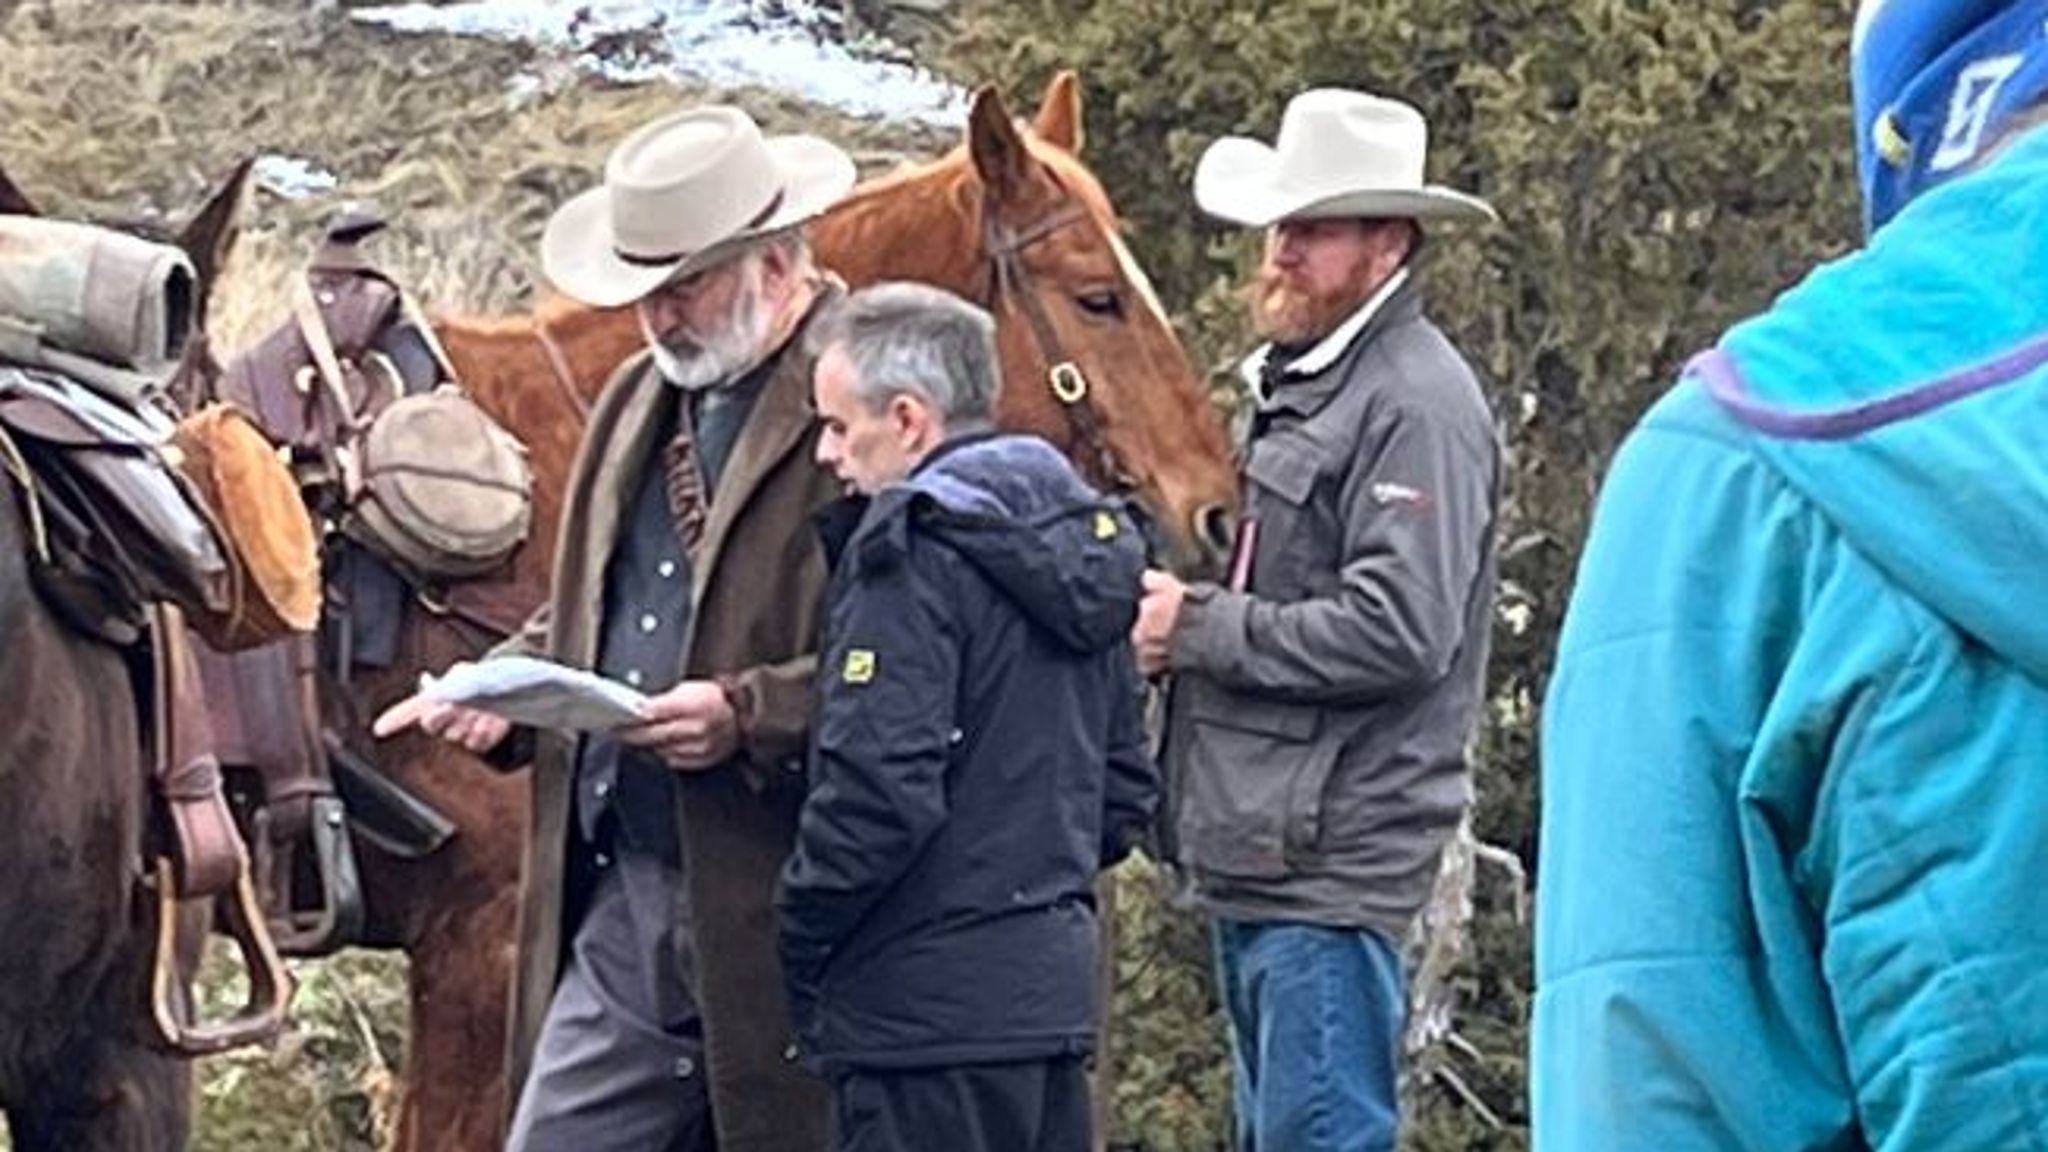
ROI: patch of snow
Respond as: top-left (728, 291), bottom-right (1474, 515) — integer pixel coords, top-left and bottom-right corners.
top-left (352, 0), bottom-right (965, 127)
top-left (253, 154), bottom-right (339, 199)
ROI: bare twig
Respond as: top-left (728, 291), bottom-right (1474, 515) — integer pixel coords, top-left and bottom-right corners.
top-left (1434, 1064), bottom-right (1506, 1130)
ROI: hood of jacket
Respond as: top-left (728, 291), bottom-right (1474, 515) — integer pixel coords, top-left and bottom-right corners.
top-left (844, 433), bottom-right (1143, 655)
top-left (1692, 124), bottom-right (2048, 683)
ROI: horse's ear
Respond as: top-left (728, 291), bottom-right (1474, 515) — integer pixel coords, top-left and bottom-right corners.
top-left (0, 164), bottom-right (40, 217)
top-left (969, 85), bottom-right (1035, 201)
top-left (1033, 71), bottom-right (1084, 156)
top-left (176, 156), bottom-right (255, 296)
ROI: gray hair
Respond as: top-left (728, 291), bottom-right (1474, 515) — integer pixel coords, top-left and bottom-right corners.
top-left (749, 226), bottom-right (813, 269)
top-left (811, 281), bottom-right (1001, 430)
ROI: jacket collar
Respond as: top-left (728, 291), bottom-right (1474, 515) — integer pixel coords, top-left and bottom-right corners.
top-left (907, 429), bottom-right (1003, 480)
top-left (1240, 271), bottom-right (1418, 417)
top-left (813, 493), bottom-right (869, 574)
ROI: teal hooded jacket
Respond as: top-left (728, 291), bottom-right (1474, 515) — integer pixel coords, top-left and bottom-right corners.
top-left (1535, 128), bottom-right (2048, 1148)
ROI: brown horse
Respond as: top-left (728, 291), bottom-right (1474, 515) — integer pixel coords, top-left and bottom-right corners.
top-left (0, 164), bottom-right (256, 1152)
top-left (238, 73), bottom-right (1235, 1150)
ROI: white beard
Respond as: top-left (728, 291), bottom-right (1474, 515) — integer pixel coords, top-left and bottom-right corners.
top-left (641, 261), bottom-right (773, 391)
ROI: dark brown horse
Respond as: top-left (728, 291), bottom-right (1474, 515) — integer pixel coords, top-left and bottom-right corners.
top-left (0, 163), bottom-right (263, 1152)
top-left (224, 72), bottom-right (1236, 1150)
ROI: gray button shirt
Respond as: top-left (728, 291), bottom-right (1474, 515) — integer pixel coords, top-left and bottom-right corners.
top-left (574, 365), bottom-right (774, 862)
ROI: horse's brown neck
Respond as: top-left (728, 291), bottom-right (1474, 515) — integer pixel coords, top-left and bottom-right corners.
top-left (527, 298), bottom-right (645, 411)
top-left (813, 161), bottom-right (987, 304)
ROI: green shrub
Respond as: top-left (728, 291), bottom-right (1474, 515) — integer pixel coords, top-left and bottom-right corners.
top-left (948, 2), bottom-right (1862, 1146)
top-left (0, 2), bottom-right (1869, 1147)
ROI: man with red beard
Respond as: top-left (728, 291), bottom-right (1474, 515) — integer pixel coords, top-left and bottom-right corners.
top-left (1132, 88), bottom-right (1501, 1151)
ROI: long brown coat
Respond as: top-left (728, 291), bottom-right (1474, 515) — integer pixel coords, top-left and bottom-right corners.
top-left (497, 296), bottom-right (841, 1151)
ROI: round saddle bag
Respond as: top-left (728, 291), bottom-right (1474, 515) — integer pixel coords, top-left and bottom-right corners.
top-left (169, 404), bottom-right (321, 651)
top-left (342, 385), bottom-right (532, 582)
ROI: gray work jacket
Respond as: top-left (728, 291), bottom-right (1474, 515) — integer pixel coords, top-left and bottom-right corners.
top-left (1161, 280), bottom-right (1501, 942)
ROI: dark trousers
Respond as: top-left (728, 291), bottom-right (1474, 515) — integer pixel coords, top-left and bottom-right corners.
top-left (829, 1057), bottom-right (1091, 1152)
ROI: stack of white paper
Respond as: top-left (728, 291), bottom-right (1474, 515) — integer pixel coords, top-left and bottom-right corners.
top-left (422, 656), bottom-right (649, 733)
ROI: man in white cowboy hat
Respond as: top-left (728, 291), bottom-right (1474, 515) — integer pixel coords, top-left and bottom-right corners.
top-left (375, 104), bottom-right (855, 1152)
top-left (1131, 88), bottom-right (1501, 1151)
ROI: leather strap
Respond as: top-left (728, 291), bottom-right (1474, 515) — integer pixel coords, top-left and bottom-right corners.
top-left (398, 290), bottom-right (465, 390)
top-left (414, 578), bottom-right (526, 646)
top-left (291, 278), bottom-right (358, 430)
top-left (0, 420), bottom-right (50, 563)
top-left (983, 203), bottom-right (1141, 495)
top-left (534, 317), bottom-right (592, 424)
top-left (289, 276), bottom-right (368, 495)
top-left (151, 605), bottom-right (245, 899)
top-left (198, 635), bottom-right (331, 841)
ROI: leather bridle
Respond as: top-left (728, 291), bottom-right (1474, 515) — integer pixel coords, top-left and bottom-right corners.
top-left (983, 201), bottom-right (1144, 496)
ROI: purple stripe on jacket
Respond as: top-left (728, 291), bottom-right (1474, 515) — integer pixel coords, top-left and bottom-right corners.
top-left (1692, 335), bottom-right (2048, 440)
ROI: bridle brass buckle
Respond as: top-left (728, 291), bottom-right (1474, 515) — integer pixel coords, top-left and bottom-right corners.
top-left (1049, 361), bottom-right (1088, 405)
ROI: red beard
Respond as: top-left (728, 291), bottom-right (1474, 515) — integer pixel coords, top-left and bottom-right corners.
top-left (1249, 260), bottom-right (1385, 345)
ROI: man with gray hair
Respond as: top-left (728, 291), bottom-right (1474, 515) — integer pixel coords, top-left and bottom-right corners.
top-left (374, 103), bottom-right (856, 1150)
top-left (778, 281), bottom-right (1158, 1151)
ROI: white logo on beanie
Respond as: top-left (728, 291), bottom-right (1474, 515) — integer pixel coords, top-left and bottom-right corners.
top-left (1932, 53), bottom-right (2025, 173)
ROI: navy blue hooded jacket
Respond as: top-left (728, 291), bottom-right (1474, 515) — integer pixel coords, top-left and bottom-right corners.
top-left (776, 433), bottom-right (1156, 1073)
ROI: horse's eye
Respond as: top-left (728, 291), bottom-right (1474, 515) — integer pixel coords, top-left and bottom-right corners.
top-left (1075, 290), bottom-right (1123, 319)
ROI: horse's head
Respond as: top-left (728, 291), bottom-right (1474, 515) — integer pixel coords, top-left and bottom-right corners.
top-left (972, 76), bottom-right (1239, 574)
top-left (815, 74), bottom-right (1239, 576)
top-left (160, 158), bottom-right (256, 405)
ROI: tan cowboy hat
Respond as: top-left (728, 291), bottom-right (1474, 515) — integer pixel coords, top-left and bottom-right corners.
top-left (1194, 89), bottom-right (1496, 228)
top-left (541, 105), bottom-right (857, 308)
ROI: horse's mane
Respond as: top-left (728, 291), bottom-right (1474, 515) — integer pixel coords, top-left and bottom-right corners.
top-left (1028, 137), bottom-right (1121, 228)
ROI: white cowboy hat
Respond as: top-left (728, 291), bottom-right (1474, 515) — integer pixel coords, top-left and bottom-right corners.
top-left (1194, 89), bottom-right (1496, 228)
top-left (541, 105), bottom-right (857, 308)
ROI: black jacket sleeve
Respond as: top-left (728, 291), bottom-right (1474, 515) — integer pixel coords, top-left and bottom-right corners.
top-left (1102, 643), bottom-right (1159, 868)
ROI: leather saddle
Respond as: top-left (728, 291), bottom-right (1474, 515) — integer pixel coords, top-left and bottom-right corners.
top-left (189, 211), bottom-right (494, 959)
top-left (0, 370), bottom-right (293, 1057)
top-left (0, 367), bottom-right (230, 645)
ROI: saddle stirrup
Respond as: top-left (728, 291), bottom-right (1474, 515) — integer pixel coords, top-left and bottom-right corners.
top-left (144, 606), bottom-right (294, 1056)
top-left (146, 856), bottom-right (293, 1057)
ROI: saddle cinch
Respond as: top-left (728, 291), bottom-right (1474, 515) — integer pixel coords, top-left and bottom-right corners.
top-left (0, 215), bottom-right (314, 1056)
top-left (187, 210), bottom-right (534, 961)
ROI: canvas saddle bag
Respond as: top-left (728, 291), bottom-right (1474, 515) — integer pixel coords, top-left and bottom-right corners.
top-left (0, 216), bottom-right (319, 650)
top-left (345, 382), bottom-right (533, 582)
top-left (268, 258), bottom-right (532, 584)
top-left (0, 215), bottom-right (194, 408)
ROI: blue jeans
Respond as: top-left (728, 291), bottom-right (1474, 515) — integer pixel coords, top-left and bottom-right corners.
top-left (1212, 920), bottom-right (1407, 1152)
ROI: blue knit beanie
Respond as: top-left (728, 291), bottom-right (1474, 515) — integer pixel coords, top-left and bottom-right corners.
top-left (1853, 0), bottom-right (2048, 231)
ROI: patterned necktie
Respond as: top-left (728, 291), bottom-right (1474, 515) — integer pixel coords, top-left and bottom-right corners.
top-left (662, 401), bottom-right (710, 553)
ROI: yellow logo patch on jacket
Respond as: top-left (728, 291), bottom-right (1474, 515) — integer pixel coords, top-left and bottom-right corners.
top-left (1093, 511), bottom-right (1118, 540)
top-left (842, 648), bottom-right (877, 684)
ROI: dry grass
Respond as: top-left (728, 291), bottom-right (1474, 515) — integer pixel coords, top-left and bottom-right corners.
top-left (0, 3), bottom-right (946, 1147)
top-left (0, 0), bottom-right (945, 342)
